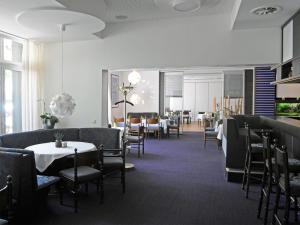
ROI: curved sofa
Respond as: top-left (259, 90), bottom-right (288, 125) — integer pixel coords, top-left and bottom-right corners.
top-left (0, 127), bottom-right (120, 150)
top-left (0, 128), bottom-right (120, 217)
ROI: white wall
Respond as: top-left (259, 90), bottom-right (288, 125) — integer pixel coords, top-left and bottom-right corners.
top-left (43, 14), bottom-right (281, 127)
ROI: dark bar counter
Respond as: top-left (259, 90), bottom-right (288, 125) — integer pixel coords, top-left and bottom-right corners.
top-left (223, 115), bottom-right (300, 181)
top-left (261, 116), bottom-right (300, 158)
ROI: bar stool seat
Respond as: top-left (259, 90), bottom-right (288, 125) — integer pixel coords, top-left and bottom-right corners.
top-left (279, 176), bottom-right (300, 195)
top-left (268, 158), bottom-right (300, 172)
top-left (0, 219), bottom-right (8, 225)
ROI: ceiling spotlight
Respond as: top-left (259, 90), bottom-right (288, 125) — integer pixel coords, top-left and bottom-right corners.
top-left (115, 15), bottom-right (128, 20)
top-left (172, 0), bottom-right (201, 12)
top-left (250, 6), bottom-right (282, 16)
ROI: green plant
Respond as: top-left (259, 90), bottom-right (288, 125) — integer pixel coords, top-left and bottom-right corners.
top-left (54, 132), bottom-right (64, 141)
top-left (40, 112), bottom-right (59, 124)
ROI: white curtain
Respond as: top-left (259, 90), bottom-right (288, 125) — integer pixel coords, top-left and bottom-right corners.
top-left (22, 41), bottom-right (44, 131)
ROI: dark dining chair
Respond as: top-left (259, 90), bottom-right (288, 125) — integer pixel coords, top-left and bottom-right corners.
top-left (0, 148), bottom-right (59, 217)
top-left (0, 175), bottom-right (13, 225)
top-left (98, 141), bottom-right (126, 203)
top-left (59, 148), bottom-right (101, 213)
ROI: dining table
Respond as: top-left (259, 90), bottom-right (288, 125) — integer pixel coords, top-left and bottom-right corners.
top-left (25, 141), bottom-right (97, 173)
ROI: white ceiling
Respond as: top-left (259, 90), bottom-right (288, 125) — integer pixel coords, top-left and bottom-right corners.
top-left (57, 0), bottom-right (234, 23)
top-left (233, 0), bottom-right (300, 29)
top-left (0, 0), bottom-right (299, 41)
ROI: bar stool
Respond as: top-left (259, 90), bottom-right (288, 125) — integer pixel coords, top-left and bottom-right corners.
top-left (272, 145), bottom-right (300, 225)
top-left (242, 124), bottom-right (264, 198)
top-left (257, 137), bottom-right (300, 224)
top-left (257, 132), bottom-right (275, 224)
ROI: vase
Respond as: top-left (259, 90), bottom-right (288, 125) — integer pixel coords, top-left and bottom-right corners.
top-left (55, 140), bottom-right (62, 148)
top-left (43, 120), bottom-right (55, 129)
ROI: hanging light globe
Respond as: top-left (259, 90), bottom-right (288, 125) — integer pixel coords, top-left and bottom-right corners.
top-left (128, 71), bottom-right (141, 85)
top-left (50, 93), bottom-right (76, 118)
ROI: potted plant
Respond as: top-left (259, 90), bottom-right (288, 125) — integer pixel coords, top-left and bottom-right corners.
top-left (40, 112), bottom-right (59, 129)
top-left (54, 132), bottom-right (64, 148)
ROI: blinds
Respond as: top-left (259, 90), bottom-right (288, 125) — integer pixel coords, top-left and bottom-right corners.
top-left (165, 74), bottom-right (183, 97)
top-left (255, 67), bottom-right (276, 116)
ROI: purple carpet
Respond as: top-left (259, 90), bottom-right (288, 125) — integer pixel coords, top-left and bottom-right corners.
top-left (24, 132), bottom-right (262, 225)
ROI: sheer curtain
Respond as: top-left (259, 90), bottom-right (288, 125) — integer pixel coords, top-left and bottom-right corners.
top-left (22, 41), bottom-right (44, 131)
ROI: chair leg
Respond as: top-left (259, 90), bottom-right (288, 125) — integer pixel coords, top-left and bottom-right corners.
top-left (138, 142), bottom-right (140, 158)
top-left (245, 154), bottom-right (252, 199)
top-left (100, 173), bottom-right (104, 204)
top-left (242, 150), bottom-right (250, 190)
top-left (142, 139), bottom-right (145, 155)
top-left (177, 128), bottom-right (179, 138)
top-left (121, 169), bottom-right (125, 194)
top-left (284, 194), bottom-right (291, 225)
top-left (272, 185), bottom-right (281, 225)
top-left (96, 178), bottom-right (100, 193)
top-left (257, 166), bottom-right (268, 218)
top-left (263, 174), bottom-right (272, 225)
top-left (59, 183), bottom-right (64, 205)
top-left (85, 183), bottom-right (89, 195)
top-left (295, 197), bottom-right (298, 222)
top-left (73, 189), bottom-right (78, 213)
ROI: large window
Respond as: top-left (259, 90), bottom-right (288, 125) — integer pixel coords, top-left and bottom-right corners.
top-left (0, 35), bottom-right (25, 134)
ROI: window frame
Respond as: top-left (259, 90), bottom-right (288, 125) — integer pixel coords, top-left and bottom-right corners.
top-left (0, 32), bottom-right (27, 134)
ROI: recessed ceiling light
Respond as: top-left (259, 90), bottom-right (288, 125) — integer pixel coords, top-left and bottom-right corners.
top-left (115, 15), bottom-right (128, 20)
top-left (250, 6), bottom-right (282, 16)
top-left (172, 0), bottom-right (201, 12)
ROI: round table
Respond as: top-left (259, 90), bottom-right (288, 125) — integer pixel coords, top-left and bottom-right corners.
top-left (25, 141), bottom-right (96, 173)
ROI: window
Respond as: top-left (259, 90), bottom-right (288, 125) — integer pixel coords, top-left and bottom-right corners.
top-left (0, 35), bottom-right (25, 134)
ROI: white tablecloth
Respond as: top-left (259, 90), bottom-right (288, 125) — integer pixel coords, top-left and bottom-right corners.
top-left (25, 141), bottom-right (96, 172)
top-left (217, 124), bottom-right (223, 140)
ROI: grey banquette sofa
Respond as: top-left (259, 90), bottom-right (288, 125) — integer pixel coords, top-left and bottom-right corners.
top-left (0, 128), bottom-right (120, 218)
top-left (127, 112), bottom-right (158, 119)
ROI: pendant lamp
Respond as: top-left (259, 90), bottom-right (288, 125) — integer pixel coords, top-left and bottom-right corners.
top-left (50, 24), bottom-right (76, 118)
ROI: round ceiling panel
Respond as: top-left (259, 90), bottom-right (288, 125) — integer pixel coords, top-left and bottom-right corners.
top-left (17, 8), bottom-right (105, 37)
top-left (154, 0), bottom-right (220, 13)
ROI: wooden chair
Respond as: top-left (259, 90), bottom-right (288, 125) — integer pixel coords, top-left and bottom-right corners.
top-left (182, 110), bottom-right (191, 124)
top-left (0, 175), bottom-right (12, 225)
top-left (129, 117), bottom-right (142, 131)
top-left (203, 119), bottom-right (219, 147)
top-left (146, 118), bottom-right (161, 139)
top-left (127, 125), bottom-right (145, 158)
top-left (59, 148), bottom-right (101, 213)
top-left (167, 117), bottom-right (180, 138)
top-left (98, 141), bottom-right (126, 203)
top-left (114, 117), bottom-right (124, 128)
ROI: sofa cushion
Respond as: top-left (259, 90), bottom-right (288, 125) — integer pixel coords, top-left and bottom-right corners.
top-left (0, 131), bottom-right (39, 149)
top-left (37, 175), bottom-right (60, 190)
top-left (35, 128), bottom-right (79, 144)
top-left (79, 128), bottom-right (120, 149)
top-left (59, 166), bottom-right (101, 183)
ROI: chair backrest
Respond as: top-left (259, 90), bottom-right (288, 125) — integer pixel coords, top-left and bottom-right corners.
top-left (274, 145), bottom-right (290, 193)
top-left (0, 175), bottom-right (12, 219)
top-left (183, 110), bottom-right (190, 115)
top-left (114, 117), bottom-right (124, 123)
top-left (147, 118), bottom-right (159, 124)
top-left (130, 117), bottom-right (141, 124)
top-left (262, 133), bottom-right (273, 171)
top-left (0, 149), bottom-right (37, 215)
